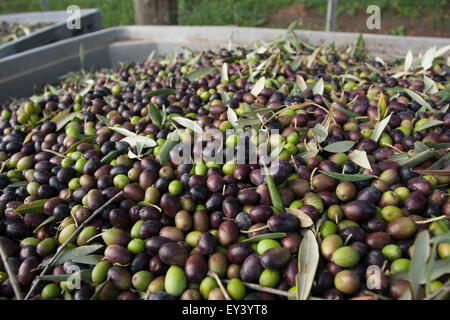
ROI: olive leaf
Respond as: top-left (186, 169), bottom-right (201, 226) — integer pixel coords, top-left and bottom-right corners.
top-left (158, 131), bottom-right (180, 165)
top-left (108, 126), bottom-right (137, 137)
top-left (262, 164), bottom-right (284, 213)
top-left (221, 91), bottom-right (230, 105)
top-left (39, 244), bottom-right (104, 267)
top-left (318, 170), bottom-right (377, 182)
top-left (296, 75), bottom-right (308, 92)
top-left (33, 216), bottom-right (55, 234)
top-left (71, 254), bottom-right (103, 265)
top-left (323, 140), bottom-right (355, 153)
top-left (90, 277), bottom-right (110, 300)
top-left (78, 80), bottom-right (95, 97)
top-left (270, 142), bottom-right (285, 160)
top-left (101, 151), bottom-right (118, 165)
top-left (241, 233), bottom-right (286, 243)
top-left (6, 181), bottom-right (28, 188)
top-left (415, 120), bottom-right (444, 132)
top-left (348, 149), bottom-right (372, 171)
top-left (409, 230), bottom-right (430, 299)
top-left (148, 103), bottom-right (162, 128)
top-left (286, 208), bottom-right (313, 228)
top-left (221, 63), bottom-right (229, 82)
top-left (172, 117), bottom-right (204, 135)
top-left (311, 123), bottom-right (328, 144)
top-left (404, 49), bottom-right (413, 73)
top-left (65, 136), bottom-right (95, 154)
top-left (296, 230), bottom-right (319, 300)
top-left (395, 149), bottom-right (437, 167)
top-left (427, 153), bottom-right (450, 170)
top-left (121, 136), bottom-right (157, 149)
top-left (298, 149), bottom-right (319, 162)
top-left (37, 269), bottom-right (92, 283)
top-left (370, 113), bottom-right (392, 143)
top-left (291, 57), bottom-right (304, 72)
top-left (421, 46), bottom-right (436, 72)
top-left (404, 89), bottom-right (435, 112)
top-left (392, 258), bottom-right (450, 285)
top-left (56, 112), bottom-right (81, 132)
top-left (248, 63), bottom-right (254, 82)
top-left (424, 76), bottom-right (438, 94)
top-left (50, 107), bottom-right (72, 124)
top-left (96, 114), bottom-right (108, 125)
top-left (143, 88), bottom-right (176, 98)
top-left (15, 199), bottom-right (48, 215)
top-left (227, 107), bottom-right (239, 129)
top-left (312, 78), bottom-right (324, 96)
top-left (185, 67), bottom-right (216, 82)
top-left (23, 130), bottom-right (34, 144)
top-left (334, 107), bottom-right (368, 122)
top-left (251, 76), bottom-right (266, 97)
top-left (286, 20), bottom-right (299, 36)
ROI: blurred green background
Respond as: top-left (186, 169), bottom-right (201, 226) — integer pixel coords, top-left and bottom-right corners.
top-left (0, 0), bottom-right (448, 37)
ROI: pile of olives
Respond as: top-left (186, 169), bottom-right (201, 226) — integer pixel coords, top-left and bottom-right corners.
top-left (0, 21), bottom-right (52, 44)
top-left (0, 33), bottom-right (448, 301)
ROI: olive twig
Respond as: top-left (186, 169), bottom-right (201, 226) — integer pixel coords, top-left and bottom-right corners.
top-left (24, 190), bottom-right (124, 300)
top-left (0, 242), bottom-right (23, 300)
top-left (415, 215), bottom-right (450, 224)
top-left (207, 271), bottom-right (231, 300)
top-left (240, 224), bottom-right (269, 234)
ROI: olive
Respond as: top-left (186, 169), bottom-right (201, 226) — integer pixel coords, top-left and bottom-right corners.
top-left (227, 278), bottom-right (246, 300)
top-left (222, 196), bottom-right (241, 218)
top-left (335, 181), bottom-right (357, 202)
top-left (217, 220), bottom-right (239, 246)
top-left (102, 228), bottom-right (130, 246)
top-left (334, 270), bottom-right (360, 295)
top-left (197, 232), bottom-right (217, 255)
top-left (165, 265), bottom-right (187, 296)
top-left (18, 257), bottom-right (39, 284)
top-left (249, 205), bottom-right (273, 223)
top-left (180, 289), bottom-right (202, 300)
top-left (199, 277), bottom-right (219, 300)
top-left (160, 193), bottom-right (181, 217)
top-left (208, 252), bottom-right (228, 277)
top-left (158, 242), bottom-right (187, 266)
top-left (108, 266), bottom-right (132, 290)
top-left (124, 183), bottom-right (144, 202)
top-left (235, 212), bottom-right (252, 231)
top-left (321, 234), bottom-right (343, 260)
top-left (240, 254), bottom-right (263, 283)
top-left (312, 174), bottom-right (337, 192)
top-left (365, 231), bottom-right (392, 250)
top-left (387, 217), bottom-right (417, 239)
top-left (184, 254), bottom-right (208, 284)
top-left (92, 261), bottom-right (112, 284)
top-left (104, 244), bottom-right (131, 265)
top-left (190, 185), bottom-right (211, 203)
top-left (331, 246), bottom-right (360, 268)
top-left (260, 247), bottom-right (290, 270)
top-left (237, 189), bottom-right (260, 205)
top-left (404, 191), bottom-right (426, 214)
top-left (344, 200), bottom-right (376, 222)
top-left (227, 243), bottom-right (251, 264)
top-left (86, 189), bottom-right (105, 211)
top-left (267, 213), bottom-right (299, 232)
top-left (139, 220), bottom-right (162, 238)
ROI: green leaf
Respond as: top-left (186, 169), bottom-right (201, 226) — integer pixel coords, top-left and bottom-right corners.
top-left (392, 258), bottom-right (450, 284)
top-left (227, 107), bottom-right (239, 129)
top-left (348, 149), bottom-right (372, 171)
top-left (296, 75), bottom-right (308, 92)
top-left (108, 126), bottom-right (136, 137)
top-left (158, 131), bottom-right (180, 165)
top-left (398, 149), bottom-right (437, 167)
top-left (286, 208), bottom-right (313, 228)
top-left (96, 114), bottom-right (108, 125)
top-left (291, 57), bottom-right (304, 72)
top-left (312, 78), bottom-right (324, 96)
top-left (221, 63), bottom-right (229, 83)
top-left (6, 181), bottom-right (28, 188)
top-left (143, 89), bottom-right (176, 98)
top-left (296, 230), bottom-right (319, 300)
top-left (286, 20), bottom-right (299, 36)
top-left (90, 278), bottom-right (110, 300)
top-left (318, 170), bottom-right (377, 182)
top-left (404, 89), bottom-right (435, 112)
top-left (172, 117), bottom-right (204, 135)
top-left (15, 199), bottom-right (48, 215)
top-left (311, 124), bottom-right (328, 144)
top-left (56, 112), bottom-right (81, 132)
top-left (78, 80), bottom-right (94, 97)
top-left (415, 120), bottom-right (444, 132)
top-left (65, 136), bottom-right (95, 154)
top-left (50, 107), bottom-right (72, 124)
top-left (262, 164), bottom-right (285, 213)
top-left (323, 140), bottom-right (355, 153)
top-left (37, 269), bottom-right (92, 283)
top-left (334, 107), bottom-right (369, 122)
top-left (39, 245), bottom-right (104, 267)
top-left (71, 254), bottom-right (103, 265)
top-left (185, 67), bottom-right (216, 82)
top-left (371, 113), bottom-right (392, 143)
top-left (33, 216), bottom-right (55, 234)
top-left (101, 151), bottom-right (118, 165)
top-left (241, 233), bottom-right (286, 243)
top-left (428, 153), bottom-right (450, 170)
top-left (409, 231), bottom-right (430, 299)
top-left (147, 104), bottom-right (163, 128)
top-left (270, 142), bottom-right (285, 160)
top-left (79, 44), bottom-right (85, 70)
top-left (251, 76), bottom-right (266, 97)
top-left (121, 136), bottom-right (157, 149)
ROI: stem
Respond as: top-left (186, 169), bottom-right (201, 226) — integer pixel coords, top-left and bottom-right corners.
top-left (415, 215), bottom-right (450, 225)
top-left (24, 191), bottom-right (124, 300)
top-left (0, 242), bottom-right (23, 300)
top-left (207, 272), bottom-right (231, 301)
top-left (423, 281), bottom-right (450, 300)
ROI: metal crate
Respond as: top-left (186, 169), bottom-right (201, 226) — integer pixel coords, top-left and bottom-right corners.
top-left (0, 9), bottom-right (102, 59)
